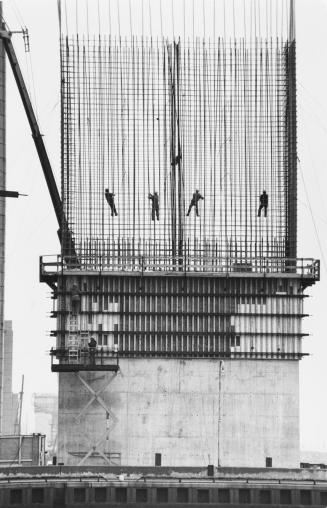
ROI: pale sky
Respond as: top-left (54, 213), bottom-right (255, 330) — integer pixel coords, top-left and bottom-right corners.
top-left (2, 0), bottom-right (327, 452)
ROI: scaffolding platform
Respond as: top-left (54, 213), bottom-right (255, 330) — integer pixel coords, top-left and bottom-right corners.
top-left (40, 255), bottom-right (320, 284)
top-left (50, 348), bottom-right (120, 373)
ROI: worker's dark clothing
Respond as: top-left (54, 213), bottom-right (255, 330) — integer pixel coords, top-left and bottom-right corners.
top-left (88, 338), bottom-right (97, 348)
top-left (187, 191), bottom-right (204, 217)
top-left (149, 193), bottom-right (159, 221)
top-left (258, 192), bottom-right (268, 217)
top-left (171, 154), bottom-right (182, 166)
top-left (105, 191), bottom-right (118, 216)
top-left (88, 337), bottom-right (97, 365)
top-left (71, 284), bottom-right (80, 314)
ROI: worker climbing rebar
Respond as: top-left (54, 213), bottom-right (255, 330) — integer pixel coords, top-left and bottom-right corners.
top-left (171, 154), bottom-right (182, 166)
top-left (148, 192), bottom-right (159, 221)
top-left (257, 190), bottom-right (268, 218)
top-left (186, 190), bottom-right (204, 217)
top-left (105, 189), bottom-right (118, 216)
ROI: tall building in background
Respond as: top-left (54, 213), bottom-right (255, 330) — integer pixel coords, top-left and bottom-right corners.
top-left (33, 393), bottom-right (58, 458)
top-left (0, 2), bottom-right (6, 435)
top-left (41, 0), bottom-right (319, 467)
top-left (2, 321), bottom-right (18, 435)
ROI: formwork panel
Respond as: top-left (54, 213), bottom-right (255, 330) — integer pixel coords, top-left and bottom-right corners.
top-left (53, 274), bottom-right (306, 364)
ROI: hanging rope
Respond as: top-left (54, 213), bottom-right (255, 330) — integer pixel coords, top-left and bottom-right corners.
top-left (129, 0), bottom-right (133, 39)
top-left (192, 0), bottom-right (195, 42)
top-left (159, 0), bottom-right (163, 38)
top-left (108, 0), bottom-right (112, 35)
top-left (298, 158), bottom-right (327, 273)
top-left (116, 0), bottom-right (121, 38)
top-left (149, 0), bottom-right (153, 39)
top-left (57, 0), bottom-right (62, 34)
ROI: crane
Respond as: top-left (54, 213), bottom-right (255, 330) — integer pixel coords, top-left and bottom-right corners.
top-left (0, 23), bottom-right (78, 265)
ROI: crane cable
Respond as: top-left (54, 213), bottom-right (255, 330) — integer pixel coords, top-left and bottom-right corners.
top-left (298, 157), bottom-right (327, 273)
top-left (57, 0), bottom-right (62, 34)
top-left (8, 1), bottom-right (39, 122)
top-left (159, 0), bottom-right (163, 38)
top-left (129, 0), bottom-right (132, 39)
top-left (149, 0), bottom-right (152, 39)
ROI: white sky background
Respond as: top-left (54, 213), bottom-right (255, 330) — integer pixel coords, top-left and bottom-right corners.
top-left (2, 0), bottom-right (327, 453)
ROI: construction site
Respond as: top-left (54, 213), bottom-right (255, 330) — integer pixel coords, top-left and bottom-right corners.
top-left (0, 0), bottom-right (326, 506)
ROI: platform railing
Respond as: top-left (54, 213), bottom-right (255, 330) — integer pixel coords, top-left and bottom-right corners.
top-left (50, 347), bottom-right (120, 372)
top-left (50, 347), bottom-right (306, 370)
top-left (40, 254), bottom-right (320, 280)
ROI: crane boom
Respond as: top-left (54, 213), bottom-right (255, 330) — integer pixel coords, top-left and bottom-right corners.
top-left (0, 28), bottom-right (78, 265)
top-left (0, 29), bottom-right (62, 225)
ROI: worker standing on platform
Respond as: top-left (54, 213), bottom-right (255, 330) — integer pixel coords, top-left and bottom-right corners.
top-left (257, 190), bottom-right (268, 218)
top-left (171, 154), bottom-right (182, 166)
top-left (148, 192), bottom-right (159, 221)
top-left (105, 189), bottom-right (118, 216)
top-left (186, 190), bottom-right (204, 217)
top-left (88, 337), bottom-right (97, 365)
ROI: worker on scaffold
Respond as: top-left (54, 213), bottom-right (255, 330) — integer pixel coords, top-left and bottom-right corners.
top-left (71, 283), bottom-right (80, 314)
top-left (105, 189), bottom-right (118, 216)
top-left (148, 192), bottom-right (159, 221)
top-left (186, 190), bottom-right (204, 217)
top-left (88, 337), bottom-right (97, 365)
top-left (257, 190), bottom-right (268, 218)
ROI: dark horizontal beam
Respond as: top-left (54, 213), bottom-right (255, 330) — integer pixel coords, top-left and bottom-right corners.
top-left (52, 310), bottom-right (308, 319)
top-left (0, 190), bottom-right (20, 198)
top-left (52, 330), bottom-right (309, 338)
top-left (51, 364), bottom-right (119, 372)
top-left (55, 290), bottom-right (307, 299)
top-left (50, 350), bottom-right (307, 363)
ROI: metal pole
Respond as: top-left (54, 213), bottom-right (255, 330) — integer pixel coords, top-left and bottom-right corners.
top-left (289, 0), bottom-right (295, 42)
top-left (0, 1), bottom-right (5, 435)
top-left (18, 374), bottom-right (24, 436)
top-left (286, 0), bottom-right (297, 259)
top-left (217, 360), bottom-right (224, 467)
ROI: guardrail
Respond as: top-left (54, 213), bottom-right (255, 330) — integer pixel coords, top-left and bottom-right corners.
top-left (40, 254), bottom-right (320, 280)
top-left (50, 348), bottom-right (120, 372)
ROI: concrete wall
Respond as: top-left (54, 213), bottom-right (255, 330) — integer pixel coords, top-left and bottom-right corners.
top-left (58, 359), bottom-right (299, 468)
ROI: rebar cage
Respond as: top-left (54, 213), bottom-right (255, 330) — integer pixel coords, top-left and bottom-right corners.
top-left (61, 36), bottom-right (296, 268)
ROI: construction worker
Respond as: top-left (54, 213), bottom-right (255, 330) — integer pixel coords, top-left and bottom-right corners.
top-left (71, 283), bottom-right (80, 314)
top-left (88, 337), bottom-right (97, 348)
top-left (88, 337), bottom-right (97, 365)
top-left (171, 154), bottom-right (182, 166)
top-left (148, 192), bottom-right (159, 221)
top-left (105, 189), bottom-right (118, 216)
top-left (257, 190), bottom-right (268, 217)
top-left (186, 190), bottom-right (204, 217)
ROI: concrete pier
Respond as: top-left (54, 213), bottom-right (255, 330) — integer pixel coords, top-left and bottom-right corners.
top-left (58, 359), bottom-right (299, 468)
